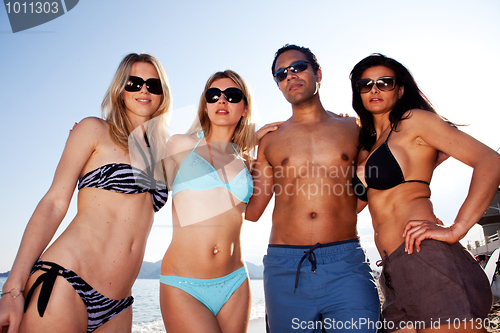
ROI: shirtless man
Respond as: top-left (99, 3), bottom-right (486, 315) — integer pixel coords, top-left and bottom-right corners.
top-left (246, 44), bottom-right (379, 332)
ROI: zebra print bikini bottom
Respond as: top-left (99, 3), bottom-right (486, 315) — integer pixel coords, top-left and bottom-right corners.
top-left (24, 259), bottom-right (134, 332)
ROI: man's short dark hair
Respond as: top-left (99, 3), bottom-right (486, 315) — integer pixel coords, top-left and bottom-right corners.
top-left (271, 44), bottom-right (321, 76)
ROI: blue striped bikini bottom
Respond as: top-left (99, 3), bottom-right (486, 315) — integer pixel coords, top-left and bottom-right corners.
top-left (24, 259), bottom-right (133, 333)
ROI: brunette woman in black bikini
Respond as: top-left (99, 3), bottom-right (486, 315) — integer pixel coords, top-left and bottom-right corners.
top-left (351, 54), bottom-right (500, 333)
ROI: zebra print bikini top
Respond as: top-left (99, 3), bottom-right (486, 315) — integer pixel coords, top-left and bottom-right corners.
top-left (78, 132), bottom-right (168, 212)
top-left (78, 163), bottom-right (168, 212)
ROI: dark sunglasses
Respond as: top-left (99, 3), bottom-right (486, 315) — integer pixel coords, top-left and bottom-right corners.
top-left (204, 87), bottom-right (245, 104)
top-left (356, 76), bottom-right (396, 93)
top-left (124, 76), bottom-right (163, 95)
top-left (273, 60), bottom-right (311, 83)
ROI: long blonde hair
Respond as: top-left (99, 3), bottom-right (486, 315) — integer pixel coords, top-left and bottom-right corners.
top-left (101, 53), bottom-right (171, 151)
top-left (187, 70), bottom-right (255, 163)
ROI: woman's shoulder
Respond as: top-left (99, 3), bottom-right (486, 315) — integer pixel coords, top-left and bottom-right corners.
top-left (403, 109), bottom-right (440, 121)
top-left (73, 116), bottom-right (109, 132)
top-left (167, 133), bottom-right (199, 154)
top-left (67, 117), bottom-right (109, 141)
top-left (66, 118), bottom-right (118, 155)
top-left (399, 109), bottom-right (444, 129)
top-left (169, 133), bottom-right (199, 144)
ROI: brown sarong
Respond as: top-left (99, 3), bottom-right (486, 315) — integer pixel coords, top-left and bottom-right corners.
top-left (378, 239), bottom-right (492, 332)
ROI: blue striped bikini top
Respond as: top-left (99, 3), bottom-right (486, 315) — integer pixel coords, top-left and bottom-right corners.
top-left (78, 163), bottom-right (168, 212)
top-left (77, 133), bottom-right (168, 212)
top-left (171, 133), bottom-right (253, 203)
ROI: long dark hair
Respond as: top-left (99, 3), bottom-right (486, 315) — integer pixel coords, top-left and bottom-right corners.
top-left (350, 54), bottom-right (436, 150)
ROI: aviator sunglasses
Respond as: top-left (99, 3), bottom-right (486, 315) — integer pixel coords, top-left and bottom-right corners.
top-left (124, 76), bottom-right (163, 95)
top-left (204, 87), bottom-right (245, 104)
top-left (356, 76), bottom-right (396, 93)
top-left (273, 60), bottom-right (311, 83)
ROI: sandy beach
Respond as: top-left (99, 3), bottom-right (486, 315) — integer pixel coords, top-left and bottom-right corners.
top-left (247, 306), bottom-right (500, 333)
top-left (248, 317), bottom-right (266, 333)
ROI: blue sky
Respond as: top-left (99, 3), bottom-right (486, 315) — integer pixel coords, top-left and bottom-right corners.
top-left (1, 0), bottom-right (499, 272)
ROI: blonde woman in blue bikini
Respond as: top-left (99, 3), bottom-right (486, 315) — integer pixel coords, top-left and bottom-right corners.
top-left (159, 70), bottom-right (279, 332)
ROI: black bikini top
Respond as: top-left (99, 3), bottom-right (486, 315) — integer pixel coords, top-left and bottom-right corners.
top-left (78, 133), bottom-right (168, 212)
top-left (353, 127), bottom-right (430, 202)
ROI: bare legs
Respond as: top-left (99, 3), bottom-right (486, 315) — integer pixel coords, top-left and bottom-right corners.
top-left (20, 271), bottom-right (133, 333)
top-left (160, 279), bottom-right (251, 333)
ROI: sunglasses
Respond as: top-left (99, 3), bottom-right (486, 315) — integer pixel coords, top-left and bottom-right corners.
top-left (273, 60), bottom-right (311, 83)
top-left (204, 87), bottom-right (245, 104)
top-left (356, 76), bottom-right (396, 93)
top-left (124, 76), bottom-right (163, 95)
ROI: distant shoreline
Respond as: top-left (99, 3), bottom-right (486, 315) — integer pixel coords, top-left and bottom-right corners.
top-left (0, 260), bottom-right (265, 280)
top-left (134, 277), bottom-right (264, 280)
top-left (137, 260), bottom-right (264, 279)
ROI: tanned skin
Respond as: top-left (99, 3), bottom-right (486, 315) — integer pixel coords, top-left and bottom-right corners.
top-left (246, 49), bottom-right (360, 246)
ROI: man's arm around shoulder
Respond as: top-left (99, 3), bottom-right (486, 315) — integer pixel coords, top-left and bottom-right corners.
top-left (245, 134), bottom-right (275, 222)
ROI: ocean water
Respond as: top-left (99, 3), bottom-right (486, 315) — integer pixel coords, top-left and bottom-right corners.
top-left (0, 277), bottom-right (265, 332)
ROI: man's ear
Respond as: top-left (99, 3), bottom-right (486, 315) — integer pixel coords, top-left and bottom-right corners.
top-left (316, 68), bottom-right (323, 84)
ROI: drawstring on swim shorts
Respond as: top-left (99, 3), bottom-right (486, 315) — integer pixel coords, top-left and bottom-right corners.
top-left (294, 243), bottom-right (321, 293)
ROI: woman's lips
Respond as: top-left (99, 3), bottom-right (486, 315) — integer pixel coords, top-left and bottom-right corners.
top-left (136, 98), bottom-right (151, 104)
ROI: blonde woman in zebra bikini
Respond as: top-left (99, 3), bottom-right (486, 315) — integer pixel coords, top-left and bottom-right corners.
top-left (0, 53), bottom-right (171, 333)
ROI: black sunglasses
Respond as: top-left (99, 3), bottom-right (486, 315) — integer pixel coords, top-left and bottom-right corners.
top-left (356, 76), bottom-right (396, 93)
top-left (124, 76), bottom-right (163, 95)
top-left (204, 87), bottom-right (245, 104)
top-left (273, 60), bottom-right (311, 83)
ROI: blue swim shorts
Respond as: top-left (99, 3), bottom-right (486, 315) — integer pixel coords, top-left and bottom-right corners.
top-left (264, 239), bottom-right (380, 332)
